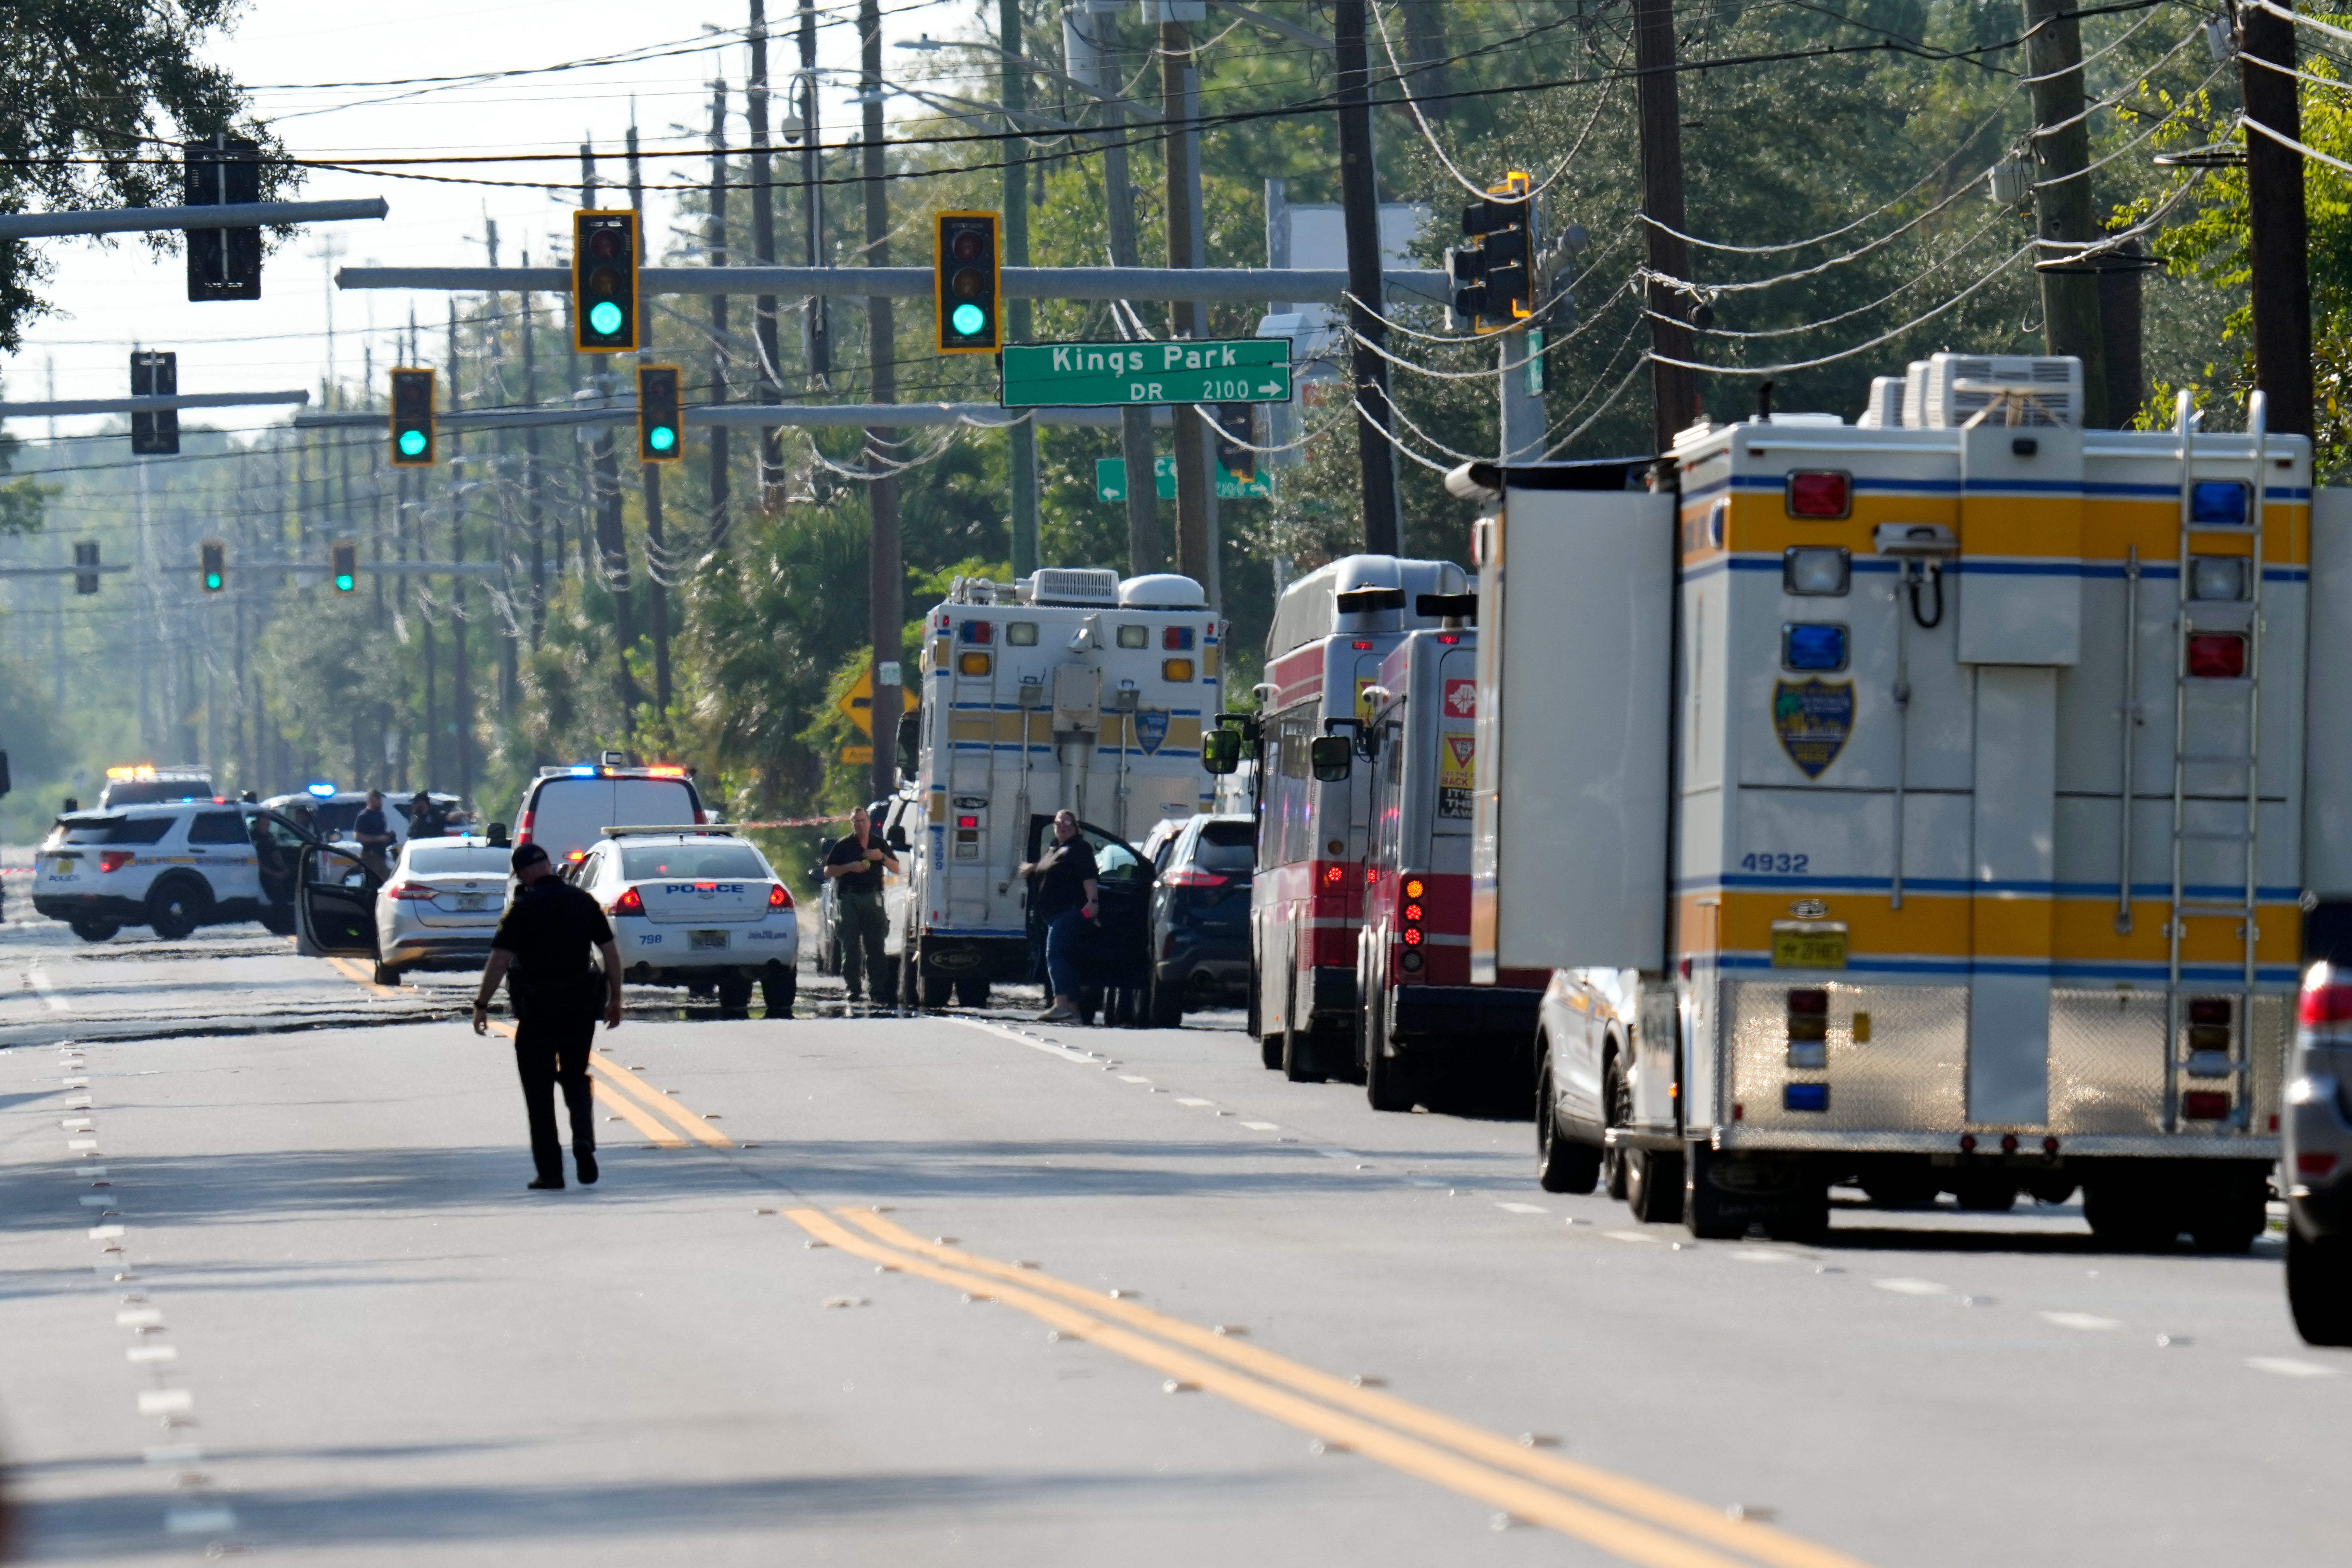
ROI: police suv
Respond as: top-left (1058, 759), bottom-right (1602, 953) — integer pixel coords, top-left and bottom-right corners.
top-left (34, 800), bottom-right (279, 941)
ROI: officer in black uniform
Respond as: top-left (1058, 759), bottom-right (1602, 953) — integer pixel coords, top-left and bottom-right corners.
top-left (473, 842), bottom-right (623, 1190)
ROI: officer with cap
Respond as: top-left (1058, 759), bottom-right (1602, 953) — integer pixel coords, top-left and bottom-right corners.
top-left (473, 842), bottom-right (623, 1190)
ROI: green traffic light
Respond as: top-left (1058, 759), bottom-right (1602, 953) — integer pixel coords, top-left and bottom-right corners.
top-left (204, 573), bottom-right (222, 591)
top-left (334, 574), bottom-right (356, 592)
top-left (588, 300), bottom-right (624, 336)
top-left (951, 302), bottom-right (986, 337)
top-left (648, 425), bottom-right (676, 453)
top-left (398, 428), bottom-right (427, 458)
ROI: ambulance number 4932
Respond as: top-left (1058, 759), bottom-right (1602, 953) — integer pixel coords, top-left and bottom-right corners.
top-left (1741, 852), bottom-right (1810, 873)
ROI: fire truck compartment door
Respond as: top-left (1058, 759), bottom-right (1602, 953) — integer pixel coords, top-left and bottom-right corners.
top-left (1472, 483), bottom-right (1672, 978)
top-left (2306, 487), bottom-right (2352, 897)
top-left (1956, 423), bottom-right (2081, 666)
top-left (1053, 663), bottom-right (1102, 733)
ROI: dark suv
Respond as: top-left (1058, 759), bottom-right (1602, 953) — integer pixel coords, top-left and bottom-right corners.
top-left (1146, 814), bottom-right (1254, 1026)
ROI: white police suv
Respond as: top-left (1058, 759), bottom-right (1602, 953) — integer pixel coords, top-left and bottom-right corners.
top-left (34, 800), bottom-right (280, 941)
top-left (570, 826), bottom-right (798, 1016)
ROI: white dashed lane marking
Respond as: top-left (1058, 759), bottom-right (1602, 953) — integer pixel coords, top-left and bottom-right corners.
top-left (2041, 1311), bottom-right (2123, 1332)
top-left (2248, 1357), bottom-right (2343, 1378)
top-left (1873, 1278), bottom-right (1950, 1297)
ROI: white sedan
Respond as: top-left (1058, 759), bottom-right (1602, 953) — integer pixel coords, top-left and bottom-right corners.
top-left (373, 836), bottom-right (511, 986)
top-left (571, 828), bottom-right (799, 1016)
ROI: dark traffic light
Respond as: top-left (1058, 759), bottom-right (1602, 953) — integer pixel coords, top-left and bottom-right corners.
top-left (331, 541), bottom-right (358, 593)
top-left (130, 350), bottom-right (179, 455)
top-left (1214, 403), bottom-right (1257, 481)
top-left (389, 368), bottom-right (435, 466)
top-left (200, 541), bottom-right (226, 594)
top-left (934, 211), bottom-right (1001, 354)
top-left (1450, 172), bottom-right (1533, 332)
top-left (637, 364), bottom-right (683, 462)
top-left (573, 210), bottom-right (640, 352)
top-left (184, 134), bottom-right (262, 302)
top-left (73, 540), bottom-right (100, 595)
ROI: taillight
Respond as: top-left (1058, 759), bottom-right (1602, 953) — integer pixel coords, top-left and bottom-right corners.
top-left (98, 850), bottom-right (134, 874)
top-left (1161, 867), bottom-right (1228, 888)
top-left (2182, 1090), bottom-right (2231, 1121)
top-left (383, 883), bottom-right (437, 901)
top-left (611, 886), bottom-right (645, 916)
top-left (1785, 471), bottom-right (1851, 518)
top-left (514, 810), bottom-right (534, 844)
top-left (2300, 963), bottom-right (2352, 1024)
top-left (2297, 1152), bottom-right (2341, 1178)
top-left (1324, 865), bottom-right (1342, 884)
top-left (768, 883), bottom-right (792, 910)
top-left (1787, 988), bottom-right (1829, 1068)
top-left (2188, 633), bottom-right (2246, 678)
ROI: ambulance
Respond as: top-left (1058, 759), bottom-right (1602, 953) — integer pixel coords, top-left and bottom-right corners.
top-left (1231, 554), bottom-right (1470, 1079)
top-left (1468, 355), bottom-right (2335, 1246)
top-left (895, 568), bottom-right (1220, 1010)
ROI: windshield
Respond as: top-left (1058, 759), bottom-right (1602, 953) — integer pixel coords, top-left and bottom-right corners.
top-left (51, 816), bottom-right (175, 847)
top-left (404, 846), bottom-right (511, 876)
top-left (620, 844), bottom-right (768, 880)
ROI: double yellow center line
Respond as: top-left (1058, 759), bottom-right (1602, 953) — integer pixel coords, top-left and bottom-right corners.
top-left (786, 1208), bottom-right (1873, 1568)
top-left (475, 1016), bottom-right (731, 1150)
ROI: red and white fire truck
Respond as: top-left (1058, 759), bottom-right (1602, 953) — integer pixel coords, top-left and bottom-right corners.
top-left (1229, 554), bottom-right (1470, 1080)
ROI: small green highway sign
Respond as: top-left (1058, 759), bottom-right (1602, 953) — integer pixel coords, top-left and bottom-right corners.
top-left (1001, 339), bottom-right (1291, 409)
top-left (1095, 456), bottom-right (1271, 502)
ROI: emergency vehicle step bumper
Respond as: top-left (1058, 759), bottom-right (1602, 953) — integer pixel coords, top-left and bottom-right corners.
top-left (1392, 983), bottom-right (1542, 1040)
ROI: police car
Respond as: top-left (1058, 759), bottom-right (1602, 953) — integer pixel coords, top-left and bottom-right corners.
top-left (570, 826), bottom-right (798, 1016)
top-left (34, 799), bottom-right (279, 941)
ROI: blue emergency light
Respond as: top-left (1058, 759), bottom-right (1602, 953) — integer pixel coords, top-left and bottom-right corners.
top-left (305, 782), bottom-right (337, 798)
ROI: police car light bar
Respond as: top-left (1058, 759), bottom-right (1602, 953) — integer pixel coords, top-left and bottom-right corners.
top-left (599, 824), bottom-right (739, 838)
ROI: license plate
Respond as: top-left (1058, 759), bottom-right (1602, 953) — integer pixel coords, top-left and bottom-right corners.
top-left (1771, 925), bottom-right (1847, 969)
top-left (689, 930), bottom-right (729, 951)
top-left (455, 893), bottom-right (489, 911)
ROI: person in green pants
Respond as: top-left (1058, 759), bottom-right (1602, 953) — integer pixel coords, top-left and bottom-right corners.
top-left (822, 803), bottom-right (900, 1003)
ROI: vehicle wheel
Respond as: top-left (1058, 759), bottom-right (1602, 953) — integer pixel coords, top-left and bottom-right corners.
top-left (2287, 1229), bottom-right (2352, 1346)
top-left (1245, 969), bottom-right (1261, 1038)
top-left (954, 977), bottom-right (990, 1008)
top-left (716, 974), bottom-right (754, 1016)
top-left (1950, 1176), bottom-right (2018, 1213)
top-left (2189, 1172), bottom-right (2268, 1254)
top-left (1601, 1055), bottom-right (1633, 1201)
top-left (69, 918), bottom-right (119, 943)
top-left (371, 961), bottom-right (403, 987)
top-left (257, 903), bottom-right (296, 936)
top-left (1148, 975), bottom-right (1185, 1029)
top-left (762, 967), bottom-right (797, 1018)
top-left (919, 971), bottom-right (952, 1009)
top-left (2083, 1182), bottom-right (2180, 1249)
top-left (145, 878), bottom-right (211, 942)
top-left (1626, 1144), bottom-right (1684, 1225)
top-left (1860, 1170), bottom-right (1942, 1208)
top-left (1282, 1015), bottom-right (1326, 1083)
top-left (1682, 1143), bottom-right (1744, 1239)
top-left (1535, 1060), bottom-right (1600, 1193)
top-left (1764, 1184), bottom-right (1831, 1244)
top-left (1260, 1031), bottom-right (1283, 1070)
top-left (1366, 999), bottom-right (1414, 1112)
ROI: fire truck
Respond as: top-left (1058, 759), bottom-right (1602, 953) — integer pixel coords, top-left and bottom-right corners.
top-left (1228, 554), bottom-right (1470, 1080)
top-left (893, 568), bottom-right (1220, 1010)
top-left (1327, 607), bottom-right (1554, 1109)
top-left (1468, 356), bottom-right (2337, 1246)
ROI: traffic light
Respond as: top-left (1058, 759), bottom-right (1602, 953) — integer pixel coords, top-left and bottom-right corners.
top-left (331, 541), bottom-right (358, 593)
top-left (934, 211), bottom-right (1001, 354)
top-left (389, 368), bottom-right (435, 466)
top-left (73, 541), bottom-right (100, 596)
top-left (199, 541), bottom-right (226, 594)
top-left (130, 350), bottom-right (179, 455)
top-left (1449, 172), bottom-right (1533, 332)
top-left (573, 209), bottom-right (640, 352)
top-left (184, 134), bottom-right (262, 302)
top-left (637, 364), bottom-right (683, 462)
top-left (1214, 403), bottom-right (1257, 482)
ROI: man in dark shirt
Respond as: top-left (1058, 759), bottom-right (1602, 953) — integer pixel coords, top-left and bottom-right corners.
top-left (473, 842), bottom-right (622, 1190)
top-left (408, 790), bottom-right (451, 842)
top-left (822, 803), bottom-right (899, 1003)
top-left (353, 789), bottom-right (395, 881)
top-left (1020, 810), bottom-right (1099, 1022)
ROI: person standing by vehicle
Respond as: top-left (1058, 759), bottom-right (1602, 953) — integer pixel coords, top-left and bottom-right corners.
top-left (1020, 810), bottom-right (1098, 1023)
top-left (353, 789), bottom-right (395, 881)
top-left (408, 789), bottom-right (451, 842)
top-left (822, 804), bottom-right (899, 1003)
top-left (471, 842), bottom-right (622, 1191)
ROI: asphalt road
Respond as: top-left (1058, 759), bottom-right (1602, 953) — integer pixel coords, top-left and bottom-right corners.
top-left (0, 919), bottom-right (2346, 1566)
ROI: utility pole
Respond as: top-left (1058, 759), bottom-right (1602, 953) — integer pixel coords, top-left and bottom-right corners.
top-left (446, 298), bottom-right (475, 801)
top-left (1003, 0), bottom-right (1041, 579)
top-left (799, 0), bottom-right (830, 383)
top-left (1633, 0), bottom-right (1700, 452)
top-left (521, 257), bottom-right (545, 647)
top-left (748, 1), bottom-right (785, 501)
top-left (707, 81), bottom-right (735, 548)
top-left (1334, 0), bottom-right (1400, 554)
top-left (2022, 0), bottom-right (2109, 427)
top-left (864, 0), bottom-right (903, 800)
top-left (2239, 0), bottom-right (2315, 437)
top-left (584, 143), bottom-right (640, 728)
top-left (1162, 13), bottom-right (1219, 584)
top-left (628, 121), bottom-right (673, 720)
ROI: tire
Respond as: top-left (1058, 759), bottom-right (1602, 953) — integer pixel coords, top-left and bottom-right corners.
top-left (1535, 1059), bottom-right (1601, 1193)
top-left (1764, 1184), bottom-right (1831, 1244)
top-left (1682, 1143), bottom-right (1744, 1239)
top-left (1626, 1144), bottom-right (1683, 1225)
top-left (1148, 974), bottom-right (1185, 1029)
top-left (954, 976), bottom-right (990, 1008)
top-left (1366, 998), bottom-right (1414, 1113)
top-left (1951, 1176), bottom-right (2019, 1213)
top-left (145, 878), bottom-right (211, 942)
top-left (70, 918), bottom-right (119, 943)
top-left (1260, 1031), bottom-right (1283, 1070)
top-left (920, 971), bottom-right (952, 1009)
top-left (371, 961), bottom-right (403, 987)
top-left (257, 903), bottom-right (296, 937)
top-left (2287, 1229), bottom-right (2352, 1346)
top-left (2188, 1170), bottom-right (2268, 1254)
top-left (762, 968), bottom-right (797, 1018)
top-left (1601, 1055), bottom-right (1633, 1201)
top-left (2084, 1182), bottom-right (2180, 1249)
top-left (715, 974), bottom-right (754, 1016)
top-left (1860, 1171), bottom-right (1942, 1209)
top-left (1281, 1008), bottom-right (1326, 1083)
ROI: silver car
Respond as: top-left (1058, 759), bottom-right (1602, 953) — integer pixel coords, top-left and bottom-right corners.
top-left (373, 836), bottom-right (511, 986)
top-left (2287, 960), bottom-right (2352, 1344)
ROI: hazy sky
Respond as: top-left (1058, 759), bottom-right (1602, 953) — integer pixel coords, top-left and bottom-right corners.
top-left (4, 0), bottom-right (989, 442)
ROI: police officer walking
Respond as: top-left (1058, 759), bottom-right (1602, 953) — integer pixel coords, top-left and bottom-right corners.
top-left (822, 803), bottom-right (899, 1003)
top-left (472, 842), bottom-right (622, 1191)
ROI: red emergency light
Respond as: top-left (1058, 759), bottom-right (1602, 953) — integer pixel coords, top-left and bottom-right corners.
top-left (1785, 471), bottom-right (1851, 518)
top-left (1325, 865), bottom-right (1343, 883)
top-left (2182, 1091), bottom-right (2231, 1121)
top-left (645, 764), bottom-right (688, 778)
top-left (2303, 964), bottom-right (2352, 1023)
top-left (2188, 633), bottom-right (2247, 678)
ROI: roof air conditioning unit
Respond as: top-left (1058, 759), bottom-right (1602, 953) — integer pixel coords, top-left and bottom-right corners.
top-left (1914, 352), bottom-right (2081, 429)
top-left (1857, 375), bottom-right (1906, 429)
top-left (1024, 567), bottom-right (1122, 606)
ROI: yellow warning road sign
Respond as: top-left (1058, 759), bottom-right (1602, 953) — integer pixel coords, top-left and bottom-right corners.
top-left (836, 668), bottom-right (916, 737)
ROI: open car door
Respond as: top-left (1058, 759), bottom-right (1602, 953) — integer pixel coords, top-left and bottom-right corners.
top-left (1022, 815), bottom-right (1156, 993)
top-left (255, 810), bottom-right (380, 959)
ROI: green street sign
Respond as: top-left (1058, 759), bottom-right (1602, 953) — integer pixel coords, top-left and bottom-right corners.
top-left (1003, 339), bottom-right (1291, 408)
top-left (1095, 456), bottom-right (1270, 502)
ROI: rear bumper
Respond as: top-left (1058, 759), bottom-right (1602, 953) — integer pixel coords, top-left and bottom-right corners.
top-left (1392, 982), bottom-right (1542, 1040)
top-left (34, 893), bottom-right (146, 922)
top-left (383, 931), bottom-right (496, 967)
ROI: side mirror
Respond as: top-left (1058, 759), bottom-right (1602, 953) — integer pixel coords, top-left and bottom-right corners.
top-left (1309, 735), bottom-right (1354, 783)
top-left (1202, 728), bottom-right (1242, 775)
top-left (886, 825), bottom-right (910, 852)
